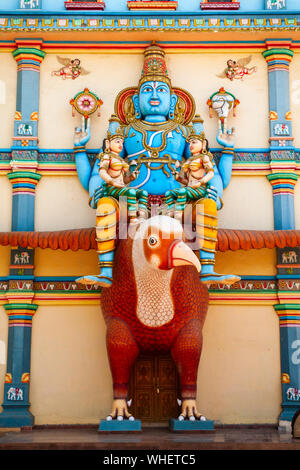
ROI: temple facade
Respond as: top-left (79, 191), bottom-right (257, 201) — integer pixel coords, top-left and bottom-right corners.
top-left (0, 0), bottom-right (299, 430)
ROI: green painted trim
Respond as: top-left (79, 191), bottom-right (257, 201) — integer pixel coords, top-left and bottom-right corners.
top-left (262, 48), bottom-right (294, 58)
top-left (7, 171), bottom-right (42, 182)
top-left (4, 303), bottom-right (38, 312)
top-left (274, 304), bottom-right (300, 311)
top-left (267, 173), bottom-right (299, 182)
top-left (12, 47), bottom-right (46, 59)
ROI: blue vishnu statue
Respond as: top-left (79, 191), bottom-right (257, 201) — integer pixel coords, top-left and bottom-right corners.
top-left (73, 43), bottom-right (240, 287)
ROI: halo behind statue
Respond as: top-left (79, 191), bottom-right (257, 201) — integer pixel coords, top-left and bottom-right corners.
top-left (114, 86), bottom-right (196, 125)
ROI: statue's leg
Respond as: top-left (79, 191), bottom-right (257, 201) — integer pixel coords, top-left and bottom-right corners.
top-left (136, 189), bottom-right (149, 219)
top-left (195, 197), bottom-right (240, 285)
top-left (165, 190), bottom-right (176, 217)
top-left (124, 188), bottom-right (139, 221)
top-left (106, 318), bottom-right (140, 420)
top-left (171, 319), bottom-right (206, 421)
top-left (76, 196), bottom-right (118, 287)
top-left (174, 187), bottom-right (187, 223)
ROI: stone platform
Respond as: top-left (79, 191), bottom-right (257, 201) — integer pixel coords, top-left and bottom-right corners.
top-left (0, 425), bottom-right (299, 450)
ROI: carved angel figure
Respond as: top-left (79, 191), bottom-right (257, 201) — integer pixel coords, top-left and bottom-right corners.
top-left (217, 56), bottom-right (257, 81)
top-left (51, 57), bottom-right (89, 80)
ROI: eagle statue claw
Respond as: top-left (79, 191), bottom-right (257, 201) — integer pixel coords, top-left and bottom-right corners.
top-left (178, 399), bottom-right (206, 421)
top-left (108, 399), bottom-right (134, 421)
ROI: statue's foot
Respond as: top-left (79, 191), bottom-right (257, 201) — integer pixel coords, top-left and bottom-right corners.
top-left (200, 272), bottom-right (241, 286)
top-left (178, 399), bottom-right (206, 421)
top-left (106, 399), bottom-right (135, 421)
top-left (75, 275), bottom-right (112, 288)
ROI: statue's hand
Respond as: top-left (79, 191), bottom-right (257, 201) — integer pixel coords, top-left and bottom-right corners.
top-left (205, 185), bottom-right (218, 202)
top-left (74, 117), bottom-right (91, 147)
top-left (216, 120), bottom-right (236, 148)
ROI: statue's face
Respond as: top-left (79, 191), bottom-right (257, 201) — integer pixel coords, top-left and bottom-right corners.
top-left (109, 137), bottom-right (124, 154)
top-left (189, 138), bottom-right (204, 155)
top-left (138, 81), bottom-right (172, 117)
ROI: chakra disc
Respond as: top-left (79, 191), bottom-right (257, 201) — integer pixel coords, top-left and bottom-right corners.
top-left (70, 88), bottom-right (103, 119)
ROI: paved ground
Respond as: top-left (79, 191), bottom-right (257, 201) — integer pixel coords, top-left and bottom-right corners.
top-left (0, 425), bottom-right (299, 450)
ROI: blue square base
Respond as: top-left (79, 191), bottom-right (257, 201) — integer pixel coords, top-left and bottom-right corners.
top-left (0, 408), bottom-right (34, 428)
top-left (98, 419), bottom-right (142, 433)
top-left (169, 418), bottom-right (214, 432)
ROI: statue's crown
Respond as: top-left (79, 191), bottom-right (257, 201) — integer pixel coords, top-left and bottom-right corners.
top-left (139, 42), bottom-right (172, 89)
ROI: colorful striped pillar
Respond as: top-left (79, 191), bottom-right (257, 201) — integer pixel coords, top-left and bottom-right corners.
top-left (274, 304), bottom-right (300, 426)
top-left (0, 303), bottom-right (38, 427)
top-left (0, 40), bottom-right (45, 429)
top-left (263, 40), bottom-right (297, 230)
top-left (267, 173), bottom-right (298, 230)
top-left (263, 40), bottom-right (300, 429)
top-left (9, 39), bottom-right (45, 231)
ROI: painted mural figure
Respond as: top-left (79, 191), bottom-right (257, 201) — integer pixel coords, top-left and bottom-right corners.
top-left (52, 57), bottom-right (89, 80)
top-left (20, 0), bottom-right (39, 8)
top-left (74, 43), bottom-right (240, 287)
top-left (218, 56), bottom-right (257, 81)
top-left (266, 0), bottom-right (285, 10)
top-left (165, 132), bottom-right (214, 223)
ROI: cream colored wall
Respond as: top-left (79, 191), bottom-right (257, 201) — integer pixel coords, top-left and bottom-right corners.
top-left (30, 305), bottom-right (112, 424)
top-left (0, 247), bottom-right (10, 277)
top-left (0, 177), bottom-right (12, 232)
top-left (35, 176), bottom-right (95, 231)
top-left (218, 176), bottom-right (274, 230)
top-left (34, 248), bottom-right (98, 277)
top-left (0, 54), bottom-right (16, 149)
top-left (216, 248), bottom-right (277, 277)
top-left (198, 305), bottom-right (281, 424)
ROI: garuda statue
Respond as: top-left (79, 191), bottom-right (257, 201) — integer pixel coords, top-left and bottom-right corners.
top-left (73, 43), bottom-right (240, 424)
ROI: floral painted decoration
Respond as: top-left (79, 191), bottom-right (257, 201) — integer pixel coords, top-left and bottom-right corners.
top-left (70, 88), bottom-right (103, 119)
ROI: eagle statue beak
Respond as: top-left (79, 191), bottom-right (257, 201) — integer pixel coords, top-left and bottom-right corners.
top-left (168, 240), bottom-right (201, 273)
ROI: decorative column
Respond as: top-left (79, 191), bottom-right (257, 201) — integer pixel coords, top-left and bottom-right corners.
top-left (263, 40), bottom-right (300, 430)
top-left (0, 39), bottom-right (45, 429)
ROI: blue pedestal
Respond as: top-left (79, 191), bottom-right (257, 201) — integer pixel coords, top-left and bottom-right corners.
top-left (98, 419), bottom-right (142, 432)
top-left (0, 407), bottom-right (34, 429)
top-left (169, 418), bottom-right (214, 432)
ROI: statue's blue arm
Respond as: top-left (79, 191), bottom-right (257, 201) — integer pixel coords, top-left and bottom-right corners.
top-left (75, 150), bottom-right (93, 192)
top-left (215, 129), bottom-right (235, 191)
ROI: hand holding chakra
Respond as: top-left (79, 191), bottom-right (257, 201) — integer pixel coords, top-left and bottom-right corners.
top-left (74, 116), bottom-right (91, 147)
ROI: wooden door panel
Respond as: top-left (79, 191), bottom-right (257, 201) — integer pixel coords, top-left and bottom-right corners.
top-left (129, 354), bottom-right (180, 422)
top-left (158, 390), bottom-right (179, 420)
top-left (135, 358), bottom-right (154, 388)
top-left (135, 391), bottom-right (155, 421)
top-left (158, 357), bottom-right (177, 388)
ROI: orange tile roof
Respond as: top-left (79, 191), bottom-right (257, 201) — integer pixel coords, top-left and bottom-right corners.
top-left (0, 228), bottom-right (300, 252)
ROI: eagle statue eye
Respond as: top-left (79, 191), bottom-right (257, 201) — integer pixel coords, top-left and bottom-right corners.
top-left (148, 235), bottom-right (158, 247)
